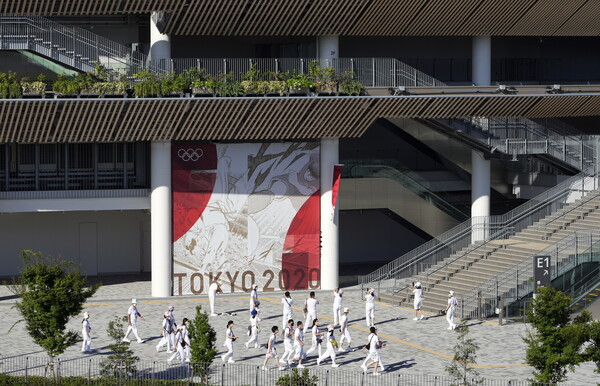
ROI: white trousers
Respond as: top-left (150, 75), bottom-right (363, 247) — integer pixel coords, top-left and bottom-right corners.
top-left (304, 311), bottom-right (316, 332)
top-left (246, 326), bottom-right (259, 346)
top-left (318, 342), bottom-right (337, 365)
top-left (305, 338), bottom-right (322, 357)
top-left (339, 328), bottom-right (351, 346)
top-left (209, 293), bottom-right (216, 314)
top-left (222, 340), bottom-right (234, 362)
top-left (293, 343), bottom-right (306, 360)
top-left (124, 323), bottom-right (142, 342)
top-left (281, 341), bottom-right (294, 363)
top-left (168, 344), bottom-right (185, 364)
top-left (362, 351), bottom-right (384, 370)
top-left (81, 334), bottom-right (91, 352)
top-left (333, 304), bottom-right (342, 325)
top-left (156, 331), bottom-right (174, 351)
top-left (447, 309), bottom-right (456, 328)
top-left (366, 304), bottom-right (375, 326)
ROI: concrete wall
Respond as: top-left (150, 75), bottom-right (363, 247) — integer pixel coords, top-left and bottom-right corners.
top-left (0, 210), bottom-right (150, 277)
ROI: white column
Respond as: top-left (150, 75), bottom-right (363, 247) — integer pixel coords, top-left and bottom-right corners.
top-left (317, 35), bottom-right (339, 66)
top-left (320, 138), bottom-right (339, 290)
top-left (151, 141), bottom-right (172, 297)
top-left (150, 12), bottom-right (171, 65)
top-left (471, 151), bottom-right (491, 242)
top-left (472, 36), bottom-right (491, 86)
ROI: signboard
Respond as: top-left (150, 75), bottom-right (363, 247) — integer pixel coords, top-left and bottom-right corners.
top-left (533, 255), bottom-right (551, 291)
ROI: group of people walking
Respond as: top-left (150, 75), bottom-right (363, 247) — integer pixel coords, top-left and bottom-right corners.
top-left (78, 282), bottom-right (458, 375)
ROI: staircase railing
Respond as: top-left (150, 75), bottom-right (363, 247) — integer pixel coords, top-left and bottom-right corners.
top-left (358, 163), bottom-right (600, 286)
top-left (458, 229), bottom-right (600, 319)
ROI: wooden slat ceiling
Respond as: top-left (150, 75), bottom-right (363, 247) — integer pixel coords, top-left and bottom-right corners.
top-left (3, 0), bottom-right (600, 36)
top-left (2, 94), bottom-right (600, 143)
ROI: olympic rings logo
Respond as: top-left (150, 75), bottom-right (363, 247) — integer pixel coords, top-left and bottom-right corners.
top-left (177, 148), bottom-right (203, 161)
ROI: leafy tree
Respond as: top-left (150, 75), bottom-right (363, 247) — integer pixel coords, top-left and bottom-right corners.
top-left (276, 368), bottom-right (318, 386)
top-left (524, 287), bottom-right (591, 383)
top-left (582, 319), bottom-right (600, 374)
top-left (100, 316), bottom-right (140, 378)
top-left (188, 305), bottom-right (217, 381)
top-left (8, 250), bottom-right (99, 376)
top-left (445, 321), bottom-right (483, 386)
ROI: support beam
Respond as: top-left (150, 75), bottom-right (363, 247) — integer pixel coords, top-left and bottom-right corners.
top-left (320, 138), bottom-right (339, 290)
top-left (471, 150), bottom-right (491, 242)
top-left (472, 36), bottom-right (491, 86)
top-left (150, 12), bottom-right (171, 66)
top-left (317, 35), bottom-right (339, 66)
top-left (151, 140), bottom-right (172, 297)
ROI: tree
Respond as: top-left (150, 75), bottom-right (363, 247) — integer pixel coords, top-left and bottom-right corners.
top-left (8, 250), bottom-right (99, 376)
top-left (445, 321), bottom-right (483, 386)
top-left (100, 316), bottom-right (140, 378)
top-left (524, 287), bottom-right (591, 383)
top-left (582, 319), bottom-right (600, 374)
top-left (188, 305), bottom-right (217, 381)
top-left (276, 368), bottom-right (318, 386)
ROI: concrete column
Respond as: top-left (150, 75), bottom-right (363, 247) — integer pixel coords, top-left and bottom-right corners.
top-left (471, 150), bottom-right (491, 242)
top-left (472, 36), bottom-right (491, 86)
top-left (151, 140), bottom-right (172, 297)
top-left (150, 12), bottom-right (171, 65)
top-left (320, 138), bottom-right (339, 290)
top-left (317, 35), bottom-right (339, 66)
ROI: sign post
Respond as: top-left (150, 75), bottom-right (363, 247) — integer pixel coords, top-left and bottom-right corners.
top-left (533, 255), bottom-right (552, 292)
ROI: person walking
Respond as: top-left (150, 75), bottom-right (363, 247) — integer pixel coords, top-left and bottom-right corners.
top-left (221, 320), bottom-right (237, 363)
top-left (317, 324), bottom-right (340, 367)
top-left (123, 299), bottom-right (145, 343)
top-left (412, 282), bottom-right (425, 321)
top-left (280, 319), bottom-right (295, 366)
top-left (303, 292), bottom-right (319, 333)
top-left (167, 305), bottom-right (177, 350)
top-left (167, 325), bottom-right (186, 365)
top-left (262, 326), bottom-right (286, 371)
top-left (292, 321), bottom-right (306, 368)
top-left (181, 318), bottom-right (191, 362)
top-left (332, 288), bottom-right (343, 326)
top-left (305, 318), bottom-right (322, 357)
top-left (81, 312), bottom-right (92, 353)
top-left (156, 312), bottom-right (174, 353)
top-left (250, 284), bottom-right (260, 315)
top-left (361, 326), bottom-right (385, 376)
top-left (208, 280), bottom-right (222, 316)
top-left (338, 307), bottom-right (353, 352)
top-left (365, 288), bottom-right (376, 327)
top-left (281, 291), bottom-right (293, 330)
top-left (245, 309), bottom-right (261, 348)
top-left (445, 291), bottom-right (458, 330)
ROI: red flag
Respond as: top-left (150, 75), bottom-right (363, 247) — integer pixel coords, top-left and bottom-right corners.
top-left (332, 164), bottom-right (343, 209)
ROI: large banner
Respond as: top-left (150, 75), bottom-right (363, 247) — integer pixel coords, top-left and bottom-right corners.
top-left (172, 142), bottom-right (320, 295)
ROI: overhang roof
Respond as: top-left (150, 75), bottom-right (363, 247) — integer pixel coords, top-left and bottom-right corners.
top-left (1, 94), bottom-right (600, 143)
top-left (2, 0), bottom-right (600, 37)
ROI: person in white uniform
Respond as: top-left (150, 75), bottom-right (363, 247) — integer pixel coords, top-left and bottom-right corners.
top-left (249, 284), bottom-right (260, 315)
top-left (305, 318), bottom-right (322, 357)
top-left (221, 320), bottom-right (237, 363)
top-left (180, 318), bottom-right (191, 362)
top-left (365, 288), bottom-right (376, 327)
top-left (445, 290), bottom-right (458, 330)
top-left (208, 281), bottom-right (222, 316)
top-left (303, 292), bottom-right (319, 333)
top-left (123, 299), bottom-right (145, 343)
top-left (292, 321), bottom-right (306, 368)
top-left (338, 307), bottom-right (353, 352)
top-left (360, 327), bottom-right (386, 372)
top-left (332, 288), bottom-right (343, 326)
top-left (281, 292), bottom-right (293, 330)
top-left (81, 312), bottom-right (92, 353)
top-left (412, 282), bottom-right (425, 321)
top-left (156, 312), bottom-right (174, 353)
top-left (262, 326), bottom-right (286, 371)
top-left (280, 319), bottom-right (295, 366)
top-left (245, 309), bottom-right (261, 348)
top-left (317, 324), bottom-right (340, 367)
top-left (167, 325), bottom-right (186, 365)
top-left (361, 326), bottom-right (385, 376)
top-left (167, 305), bottom-right (176, 350)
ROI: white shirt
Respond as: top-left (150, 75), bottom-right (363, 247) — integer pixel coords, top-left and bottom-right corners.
top-left (294, 328), bottom-right (304, 345)
top-left (340, 314), bottom-right (349, 331)
top-left (285, 326), bottom-right (294, 343)
top-left (250, 316), bottom-right (259, 328)
top-left (268, 333), bottom-right (277, 351)
top-left (181, 324), bottom-right (190, 344)
top-left (168, 311), bottom-right (175, 328)
top-left (448, 296), bottom-right (458, 310)
top-left (368, 333), bottom-right (379, 353)
top-left (282, 297), bottom-right (293, 313)
top-left (365, 293), bottom-right (375, 306)
top-left (311, 325), bottom-right (319, 339)
top-left (226, 327), bottom-right (234, 343)
top-left (251, 289), bottom-right (258, 304)
top-left (128, 305), bottom-right (138, 323)
top-left (174, 330), bottom-right (183, 347)
top-left (413, 288), bottom-right (423, 302)
top-left (209, 282), bottom-right (219, 295)
top-left (306, 298), bottom-right (318, 314)
top-left (162, 318), bottom-right (170, 334)
top-left (333, 291), bottom-right (342, 307)
top-left (82, 319), bottom-right (91, 336)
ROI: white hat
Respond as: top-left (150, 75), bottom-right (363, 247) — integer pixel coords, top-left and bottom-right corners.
top-left (83, 312), bottom-right (89, 319)
top-left (338, 289), bottom-right (344, 295)
top-left (415, 282), bottom-right (421, 287)
top-left (252, 284), bottom-right (258, 290)
top-left (327, 324), bottom-right (334, 331)
top-left (449, 291), bottom-right (454, 296)
top-left (168, 305), bottom-right (174, 311)
top-left (131, 299), bottom-right (137, 304)
top-left (164, 311), bottom-right (170, 317)
top-left (343, 307), bottom-right (350, 313)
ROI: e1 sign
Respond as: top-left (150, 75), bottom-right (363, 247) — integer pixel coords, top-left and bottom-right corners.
top-left (533, 255), bottom-right (551, 291)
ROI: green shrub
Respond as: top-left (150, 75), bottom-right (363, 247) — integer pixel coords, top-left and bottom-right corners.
top-left (53, 74), bottom-right (81, 96)
top-left (338, 79), bottom-right (363, 95)
top-left (214, 81), bottom-right (243, 97)
top-left (0, 71), bottom-right (22, 98)
top-left (22, 81), bottom-right (46, 95)
top-left (276, 368), bottom-right (318, 386)
top-left (100, 316), bottom-right (139, 378)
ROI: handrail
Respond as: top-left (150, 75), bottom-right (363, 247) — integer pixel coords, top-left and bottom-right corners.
top-left (535, 190), bottom-right (600, 238)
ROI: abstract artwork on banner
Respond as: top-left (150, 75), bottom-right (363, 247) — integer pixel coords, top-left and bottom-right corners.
top-left (172, 142), bottom-right (320, 295)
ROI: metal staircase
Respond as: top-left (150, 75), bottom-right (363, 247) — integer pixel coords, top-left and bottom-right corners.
top-left (0, 15), bottom-right (167, 76)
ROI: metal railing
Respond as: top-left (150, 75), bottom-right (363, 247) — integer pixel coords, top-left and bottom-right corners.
top-left (459, 230), bottom-right (600, 319)
top-left (0, 356), bottom-right (563, 386)
top-left (359, 163), bottom-right (600, 287)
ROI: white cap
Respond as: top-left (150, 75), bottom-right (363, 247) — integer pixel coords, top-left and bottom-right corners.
top-left (164, 311), bottom-right (170, 317)
top-left (131, 299), bottom-right (137, 304)
top-left (252, 284), bottom-right (258, 290)
top-left (415, 282), bottom-right (421, 287)
top-left (327, 324), bottom-right (334, 331)
top-left (449, 291), bottom-right (454, 296)
top-left (343, 307), bottom-right (350, 313)
top-left (83, 312), bottom-right (89, 319)
top-left (338, 289), bottom-right (344, 295)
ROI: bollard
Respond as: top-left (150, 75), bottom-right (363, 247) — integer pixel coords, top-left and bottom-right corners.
top-left (499, 297), bottom-right (505, 326)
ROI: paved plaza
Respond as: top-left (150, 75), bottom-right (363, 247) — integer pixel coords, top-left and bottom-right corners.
top-left (0, 278), bottom-right (597, 384)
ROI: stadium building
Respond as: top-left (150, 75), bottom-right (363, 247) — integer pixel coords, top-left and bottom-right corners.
top-left (1, 1), bottom-right (599, 314)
